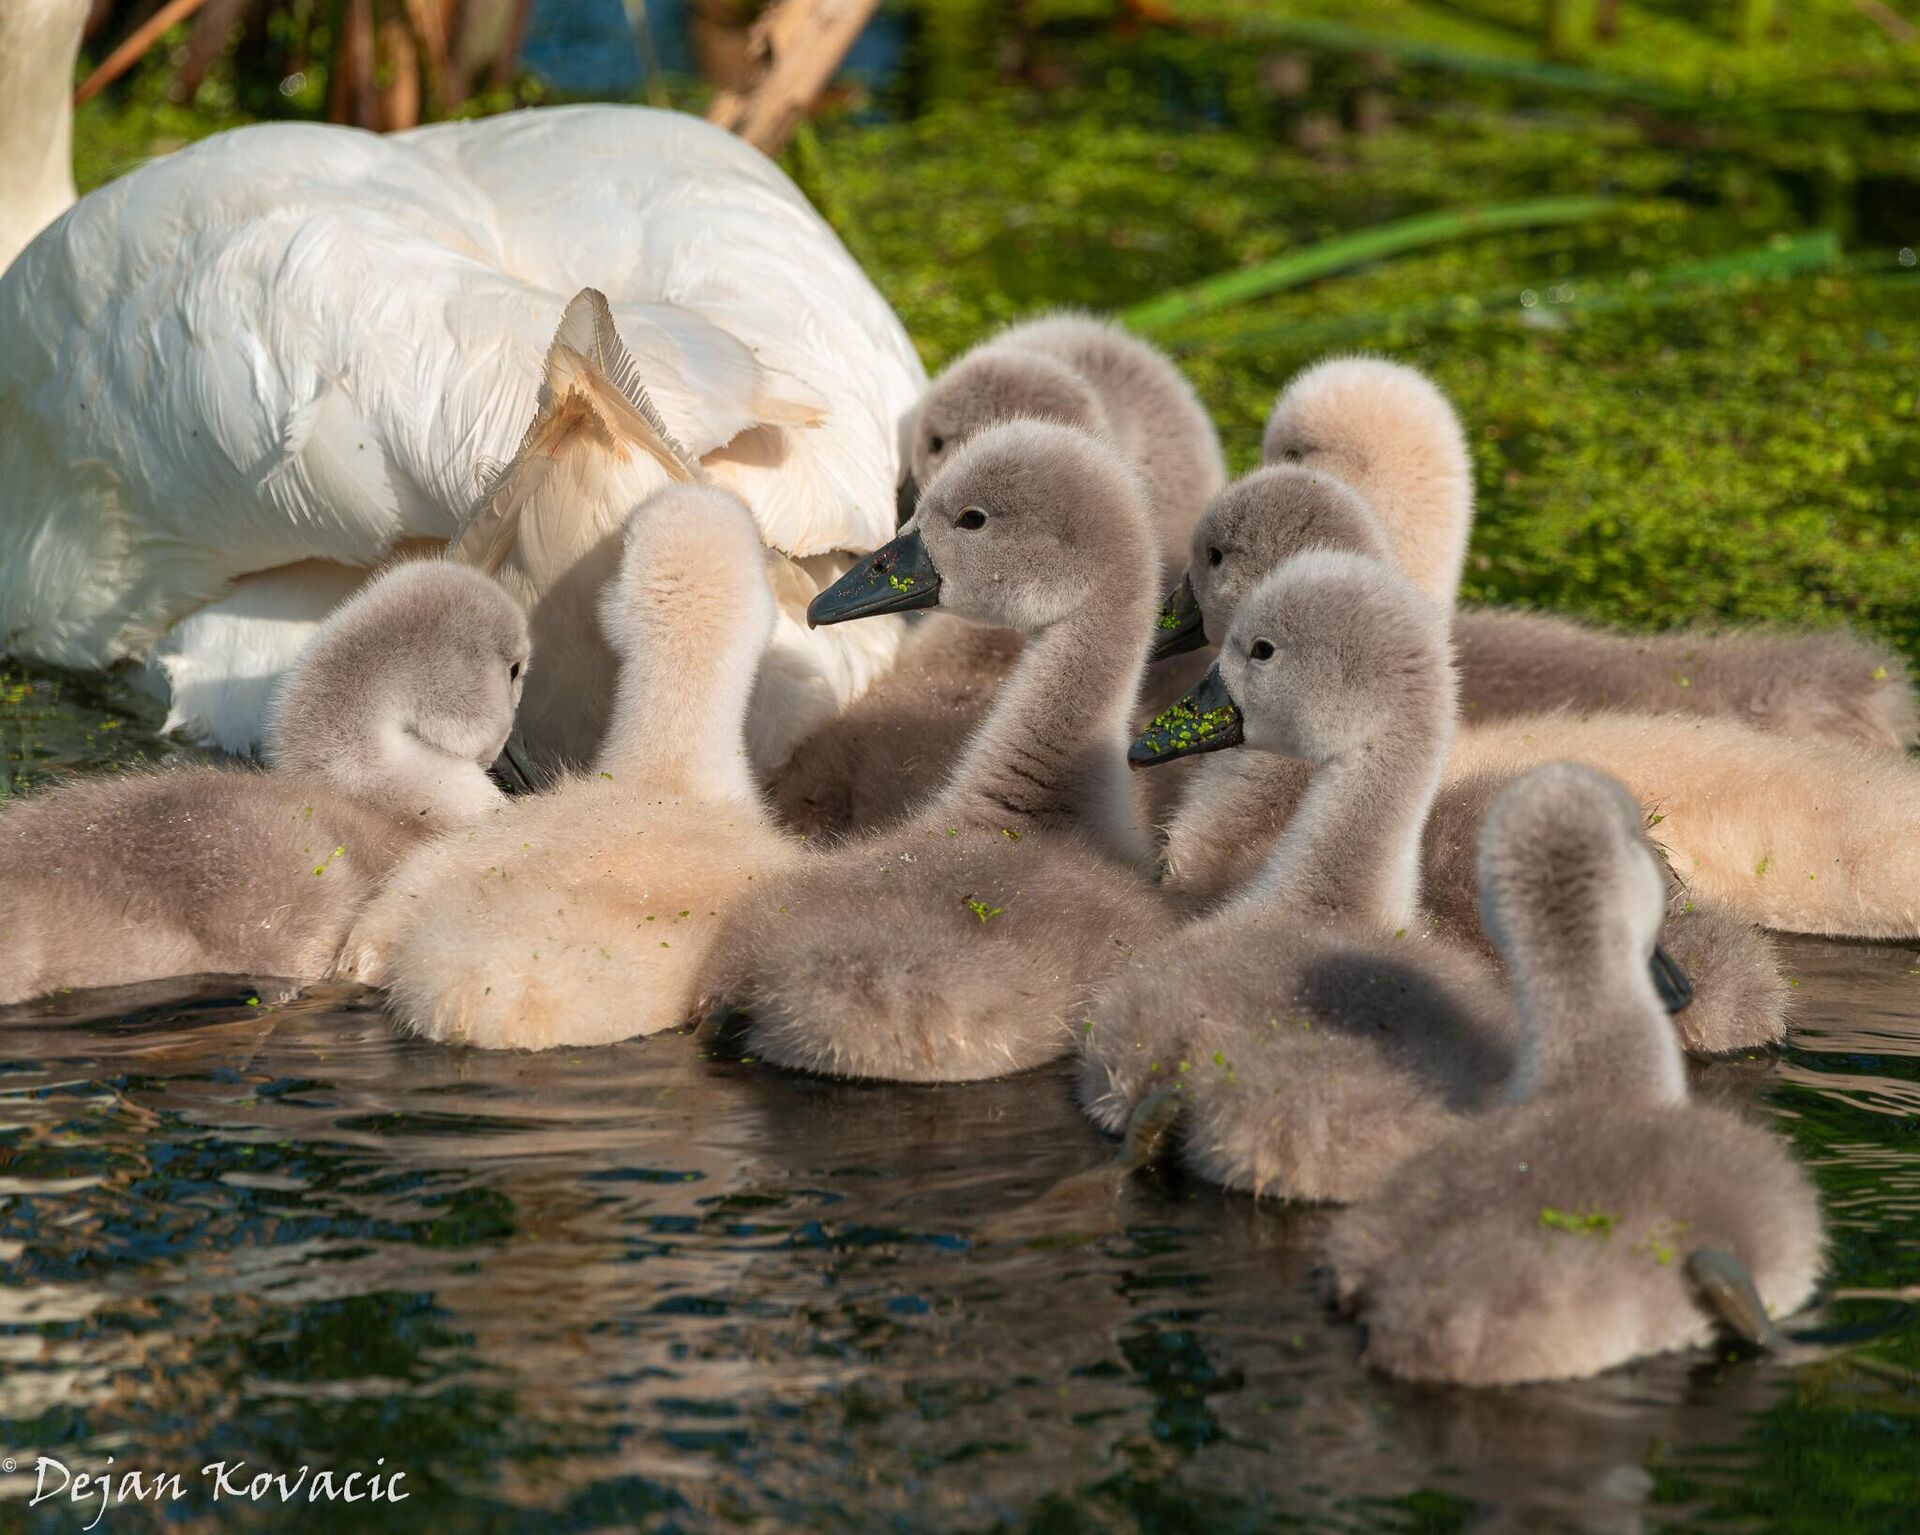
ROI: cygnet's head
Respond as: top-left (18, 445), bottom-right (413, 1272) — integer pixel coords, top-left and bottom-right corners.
top-left (811, 420), bottom-right (1155, 637)
top-left (904, 346), bottom-right (1107, 517)
top-left (264, 561), bottom-right (530, 819)
top-left (1130, 550), bottom-right (1451, 770)
top-left (1151, 465), bottom-right (1391, 663)
top-left (601, 484), bottom-right (778, 674)
top-left (1261, 358), bottom-right (1473, 608)
top-left (1476, 762), bottom-right (1692, 1017)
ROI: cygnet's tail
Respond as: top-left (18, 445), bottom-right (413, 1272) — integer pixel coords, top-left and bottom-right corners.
top-left (1794, 631), bottom-right (1917, 752)
top-left (0, 884), bottom-right (50, 1008)
top-left (713, 884), bottom-right (1083, 1085)
top-left (1449, 711), bottom-right (1920, 938)
top-left (353, 866), bottom-right (693, 1050)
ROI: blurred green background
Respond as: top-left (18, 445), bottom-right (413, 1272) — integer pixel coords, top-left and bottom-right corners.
top-left (53, 1), bottom-right (1920, 710)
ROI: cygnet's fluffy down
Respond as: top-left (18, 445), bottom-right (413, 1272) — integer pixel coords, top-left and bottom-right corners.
top-left (0, 562), bottom-right (526, 1004)
top-left (1450, 608), bottom-right (1916, 753)
top-left (1326, 764), bottom-right (1824, 1385)
top-left (339, 485), bottom-right (799, 1049)
top-left (1449, 709), bottom-right (1920, 939)
top-left (709, 821), bottom-right (1163, 1083)
top-left (714, 421), bottom-right (1171, 1082)
top-left (1263, 355), bottom-right (1915, 751)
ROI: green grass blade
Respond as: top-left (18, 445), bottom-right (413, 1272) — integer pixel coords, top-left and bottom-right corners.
top-left (1122, 194), bottom-right (1621, 335)
top-left (1184, 231), bottom-right (1842, 356)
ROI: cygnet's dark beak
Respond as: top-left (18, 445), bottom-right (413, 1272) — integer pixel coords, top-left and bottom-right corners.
top-left (1128, 663), bottom-right (1244, 767)
top-left (493, 741), bottom-right (536, 795)
top-left (895, 469), bottom-right (920, 528)
top-left (1650, 944), bottom-right (1694, 1014)
top-left (1147, 572), bottom-right (1208, 663)
top-left (808, 526), bottom-right (942, 627)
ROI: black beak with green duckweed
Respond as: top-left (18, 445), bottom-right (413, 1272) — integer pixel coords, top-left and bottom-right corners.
top-left (1127, 663), bottom-right (1244, 767)
top-left (1147, 571), bottom-right (1208, 664)
top-left (1650, 944), bottom-right (1693, 1014)
top-left (807, 525), bottom-right (942, 627)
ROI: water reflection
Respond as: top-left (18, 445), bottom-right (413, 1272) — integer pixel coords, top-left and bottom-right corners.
top-left (0, 936), bottom-right (1912, 1532)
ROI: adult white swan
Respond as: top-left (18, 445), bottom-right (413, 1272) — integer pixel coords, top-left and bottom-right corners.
top-left (0, 0), bottom-right (923, 768)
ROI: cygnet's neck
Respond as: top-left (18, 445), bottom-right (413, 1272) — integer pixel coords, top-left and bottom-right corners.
top-left (268, 696), bottom-right (501, 830)
top-left (0, 1), bottom-right (84, 275)
top-left (596, 623), bottom-right (763, 806)
top-left (1500, 903), bottom-right (1687, 1108)
top-left (936, 578), bottom-right (1156, 866)
top-left (1160, 751), bottom-right (1309, 900)
top-left (1234, 718), bottom-right (1449, 932)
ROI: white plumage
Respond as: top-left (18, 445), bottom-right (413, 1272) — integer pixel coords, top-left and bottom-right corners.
top-left (0, 13), bottom-right (923, 765)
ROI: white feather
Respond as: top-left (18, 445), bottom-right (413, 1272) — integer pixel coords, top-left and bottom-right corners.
top-left (0, 90), bottom-right (925, 763)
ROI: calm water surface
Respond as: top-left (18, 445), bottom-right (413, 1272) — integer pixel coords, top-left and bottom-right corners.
top-left (0, 680), bottom-right (1916, 1533)
top-left (0, 942), bottom-right (1912, 1533)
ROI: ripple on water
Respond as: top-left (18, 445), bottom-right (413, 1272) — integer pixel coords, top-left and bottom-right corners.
top-left (0, 937), bottom-right (1913, 1532)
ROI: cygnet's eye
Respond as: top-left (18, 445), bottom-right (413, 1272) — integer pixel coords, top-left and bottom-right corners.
top-left (1281, 447), bottom-right (1304, 463)
top-left (1206, 546), bottom-right (1224, 567)
top-left (1249, 639), bottom-right (1276, 662)
top-left (928, 434), bottom-right (946, 455)
top-left (509, 661), bottom-right (522, 681)
top-left (956, 507), bottom-right (988, 531)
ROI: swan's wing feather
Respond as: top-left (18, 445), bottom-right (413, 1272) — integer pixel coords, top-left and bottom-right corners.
top-left (550, 286), bottom-right (699, 475)
top-left (405, 106), bottom-right (926, 555)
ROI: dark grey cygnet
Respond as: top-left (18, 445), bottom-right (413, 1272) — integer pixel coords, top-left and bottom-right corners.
top-left (1325, 762), bottom-right (1825, 1385)
top-left (775, 313), bottom-right (1225, 840)
top-left (0, 562), bottom-right (527, 1005)
top-left (908, 312), bottom-right (1226, 572)
top-left (1262, 355), bottom-right (1915, 752)
top-left (1081, 549), bottom-right (1520, 1202)
top-left (1157, 464), bottom-right (1785, 1058)
top-left (711, 421), bottom-right (1172, 1083)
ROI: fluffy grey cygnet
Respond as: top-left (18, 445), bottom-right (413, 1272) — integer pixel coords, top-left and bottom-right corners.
top-left (1081, 549), bottom-right (1525, 1201)
top-left (1262, 355), bottom-right (1915, 751)
top-left (905, 312), bottom-right (1226, 572)
top-left (1153, 465), bottom-right (1784, 1057)
top-left (1325, 762), bottom-right (1825, 1386)
top-left (0, 562), bottom-right (527, 1005)
top-left (711, 421), bottom-right (1171, 1082)
top-left (775, 313), bottom-right (1225, 840)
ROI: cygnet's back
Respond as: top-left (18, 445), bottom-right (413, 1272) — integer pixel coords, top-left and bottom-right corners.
top-left (0, 562), bottom-right (527, 1005)
top-left (1326, 763), bottom-right (1824, 1385)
